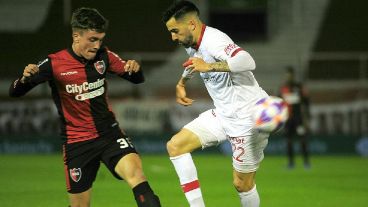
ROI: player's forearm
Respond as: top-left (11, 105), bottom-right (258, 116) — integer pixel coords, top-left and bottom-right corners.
top-left (177, 77), bottom-right (189, 87)
top-left (205, 51), bottom-right (256, 73)
top-left (207, 62), bottom-right (231, 72)
top-left (121, 70), bottom-right (144, 84)
top-left (9, 78), bottom-right (34, 97)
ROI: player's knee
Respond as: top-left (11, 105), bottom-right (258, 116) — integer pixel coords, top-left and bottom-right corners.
top-left (69, 197), bottom-right (90, 207)
top-left (166, 139), bottom-right (180, 157)
top-left (70, 203), bottom-right (89, 207)
top-left (233, 177), bottom-right (254, 192)
top-left (115, 155), bottom-right (146, 187)
top-left (122, 167), bottom-right (146, 187)
top-left (167, 132), bottom-right (199, 157)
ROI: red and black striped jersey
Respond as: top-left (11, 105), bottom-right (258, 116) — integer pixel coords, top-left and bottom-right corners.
top-left (280, 82), bottom-right (309, 122)
top-left (9, 47), bottom-right (144, 144)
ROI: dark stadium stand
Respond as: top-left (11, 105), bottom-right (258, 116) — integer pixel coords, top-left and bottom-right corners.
top-left (309, 0), bottom-right (368, 80)
top-left (0, 0), bottom-right (176, 79)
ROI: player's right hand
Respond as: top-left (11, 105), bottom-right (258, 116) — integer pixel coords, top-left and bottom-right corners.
top-left (176, 84), bottom-right (194, 106)
top-left (182, 59), bottom-right (193, 68)
top-left (21, 64), bottom-right (39, 83)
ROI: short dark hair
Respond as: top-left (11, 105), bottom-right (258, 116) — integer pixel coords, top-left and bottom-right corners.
top-left (162, 0), bottom-right (200, 23)
top-left (71, 7), bottom-right (108, 33)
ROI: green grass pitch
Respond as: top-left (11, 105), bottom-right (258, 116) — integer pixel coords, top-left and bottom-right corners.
top-left (0, 154), bottom-right (367, 206)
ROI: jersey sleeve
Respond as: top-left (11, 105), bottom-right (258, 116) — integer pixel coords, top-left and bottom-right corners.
top-left (106, 49), bottom-right (126, 75)
top-left (106, 49), bottom-right (144, 84)
top-left (206, 32), bottom-right (255, 72)
top-left (9, 57), bottom-right (53, 97)
top-left (206, 32), bottom-right (241, 61)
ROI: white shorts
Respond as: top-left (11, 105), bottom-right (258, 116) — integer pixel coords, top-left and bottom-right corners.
top-left (184, 109), bottom-right (269, 173)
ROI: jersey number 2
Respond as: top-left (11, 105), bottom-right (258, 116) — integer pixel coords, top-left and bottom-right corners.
top-left (232, 143), bottom-right (245, 163)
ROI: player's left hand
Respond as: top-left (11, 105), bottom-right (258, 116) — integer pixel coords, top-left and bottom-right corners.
top-left (185, 57), bottom-right (211, 73)
top-left (124, 60), bottom-right (140, 75)
top-left (176, 84), bottom-right (194, 106)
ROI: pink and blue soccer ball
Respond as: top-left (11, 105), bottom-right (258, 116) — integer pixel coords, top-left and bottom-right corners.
top-left (253, 96), bottom-right (289, 133)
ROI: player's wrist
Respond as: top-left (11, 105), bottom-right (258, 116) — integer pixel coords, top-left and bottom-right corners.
top-left (177, 83), bottom-right (185, 87)
top-left (20, 76), bottom-right (27, 84)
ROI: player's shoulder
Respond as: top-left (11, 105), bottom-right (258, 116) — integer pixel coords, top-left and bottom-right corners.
top-left (203, 26), bottom-right (232, 42)
top-left (103, 46), bottom-right (118, 57)
top-left (48, 48), bottom-right (71, 60)
top-left (201, 26), bottom-right (233, 51)
top-left (34, 50), bottom-right (65, 68)
top-left (205, 26), bottom-right (226, 35)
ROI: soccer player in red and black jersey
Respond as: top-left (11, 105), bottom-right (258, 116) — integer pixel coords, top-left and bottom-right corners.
top-left (9, 7), bottom-right (161, 207)
top-left (279, 66), bottom-right (311, 169)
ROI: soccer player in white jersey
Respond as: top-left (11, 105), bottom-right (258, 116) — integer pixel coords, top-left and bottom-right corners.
top-left (162, 1), bottom-right (270, 207)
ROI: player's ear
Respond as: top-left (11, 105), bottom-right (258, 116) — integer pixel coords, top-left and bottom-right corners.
top-left (188, 20), bottom-right (196, 31)
top-left (72, 32), bottom-right (80, 43)
top-left (72, 29), bottom-right (83, 43)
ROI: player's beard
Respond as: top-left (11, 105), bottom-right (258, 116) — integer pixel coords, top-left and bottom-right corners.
top-left (178, 34), bottom-right (195, 48)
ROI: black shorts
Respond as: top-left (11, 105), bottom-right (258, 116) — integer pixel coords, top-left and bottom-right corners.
top-left (62, 127), bottom-right (137, 194)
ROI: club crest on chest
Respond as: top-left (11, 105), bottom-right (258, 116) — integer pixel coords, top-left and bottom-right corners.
top-left (94, 60), bottom-right (106, 74)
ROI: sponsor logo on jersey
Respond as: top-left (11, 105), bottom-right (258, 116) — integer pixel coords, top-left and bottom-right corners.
top-left (75, 87), bottom-right (105, 101)
top-left (224, 44), bottom-right (239, 56)
top-left (94, 60), bottom-right (106, 74)
top-left (61, 71), bottom-right (78, 76)
top-left (65, 78), bottom-right (105, 101)
top-left (69, 168), bottom-right (82, 182)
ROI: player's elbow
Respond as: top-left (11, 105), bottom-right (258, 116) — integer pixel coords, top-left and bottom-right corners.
top-left (248, 58), bottom-right (256, 70)
top-left (9, 92), bottom-right (18, 97)
top-left (9, 87), bottom-right (23, 97)
top-left (130, 77), bottom-right (145, 84)
top-left (9, 90), bottom-right (25, 97)
top-left (228, 51), bottom-right (256, 72)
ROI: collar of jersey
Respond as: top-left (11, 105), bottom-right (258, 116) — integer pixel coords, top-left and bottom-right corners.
top-left (194, 24), bottom-right (206, 50)
top-left (67, 48), bottom-right (89, 64)
top-left (67, 47), bottom-right (105, 64)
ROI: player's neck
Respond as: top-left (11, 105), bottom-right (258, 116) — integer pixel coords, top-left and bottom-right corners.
top-left (71, 43), bottom-right (81, 57)
top-left (192, 22), bottom-right (205, 49)
top-left (196, 22), bottom-right (204, 39)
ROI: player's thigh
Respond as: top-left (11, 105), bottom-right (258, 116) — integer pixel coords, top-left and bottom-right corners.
top-left (230, 130), bottom-right (269, 174)
top-left (167, 128), bottom-right (202, 156)
top-left (63, 142), bottom-right (101, 194)
top-left (114, 153), bottom-right (146, 188)
top-left (168, 109), bottom-right (227, 156)
top-left (68, 188), bottom-right (92, 207)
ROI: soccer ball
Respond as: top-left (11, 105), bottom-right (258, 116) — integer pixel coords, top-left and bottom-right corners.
top-left (253, 96), bottom-right (289, 133)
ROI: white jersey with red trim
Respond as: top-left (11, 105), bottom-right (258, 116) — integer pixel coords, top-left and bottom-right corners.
top-left (185, 25), bottom-right (268, 136)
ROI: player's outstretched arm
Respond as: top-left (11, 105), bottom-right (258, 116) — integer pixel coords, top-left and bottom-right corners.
top-left (9, 64), bottom-right (41, 97)
top-left (9, 59), bottom-right (52, 97)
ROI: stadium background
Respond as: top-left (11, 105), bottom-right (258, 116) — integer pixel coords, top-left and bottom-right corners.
top-left (0, 0), bottom-right (367, 206)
